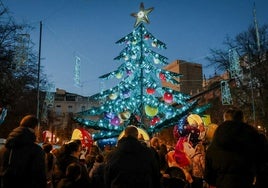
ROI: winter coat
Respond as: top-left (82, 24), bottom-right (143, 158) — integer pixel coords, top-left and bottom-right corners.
top-left (91, 163), bottom-right (106, 188)
top-left (0, 127), bottom-right (47, 188)
top-left (104, 136), bottom-right (160, 188)
top-left (53, 154), bottom-right (91, 188)
top-left (204, 121), bottom-right (265, 188)
top-left (89, 161), bottom-right (103, 178)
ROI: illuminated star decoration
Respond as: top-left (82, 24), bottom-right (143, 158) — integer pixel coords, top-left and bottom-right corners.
top-left (131, 2), bottom-right (154, 28)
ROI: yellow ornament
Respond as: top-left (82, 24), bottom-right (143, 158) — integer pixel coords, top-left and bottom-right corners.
top-left (116, 72), bottom-right (122, 79)
top-left (145, 105), bottom-right (158, 117)
top-left (109, 93), bottom-right (118, 100)
top-left (119, 111), bottom-right (131, 121)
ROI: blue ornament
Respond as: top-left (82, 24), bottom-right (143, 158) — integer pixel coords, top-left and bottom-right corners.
top-left (104, 112), bottom-right (115, 119)
top-left (165, 108), bottom-right (174, 118)
top-left (97, 137), bottom-right (117, 150)
top-left (122, 89), bottom-right (131, 98)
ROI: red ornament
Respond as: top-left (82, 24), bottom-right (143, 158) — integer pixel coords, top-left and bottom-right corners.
top-left (164, 92), bottom-right (173, 103)
top-left (150, 116), bottom-right (160, 126)
top-left (146, 88), bottom-right (155, 94)
top-left (144, 35), bottom-right (150, 40)
top-left (159, 73), bottom-right (166, 81)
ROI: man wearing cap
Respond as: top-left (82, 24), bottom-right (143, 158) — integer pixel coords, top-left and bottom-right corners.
top-left (104, 125), bottom-right (160, 188)
top-left (0, 115), bottom-right (47, 188)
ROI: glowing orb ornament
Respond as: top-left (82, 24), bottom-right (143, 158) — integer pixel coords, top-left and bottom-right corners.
top-left (111, 116), bottom-right (120, 126)
top-left (124, 56), bottom-right (129, 61)
top-left (164, 92), bottom-right (173, 103)
top-left (159, 73), bottom-right (166, 81)
top-left (132, 40), bottom-right (137, 45)
top-left (146, 88), bottom-right (155, 95)
top-left (144, 34), bottom-right (150, 40)
top-left (97, 137), bottom-right (117, 150)
top-left (126, 70), bottom-right (132, 75)
top-left (150, 116), bottom-right (160, 126)
top-left (122, 89), bottom-right (131, 98)
top-left (153, 57), bottom-right (160, 64)
top-left (131, 54), bottom-right (137, 59)
top-left (109, 93), bottom-right (118, 100)
top-left (104, 112), bottom-right (115, 120)
top-left (116, 72), bottom-right (123, 79)
top-left (152, 41), bottom-right (157, 47)
top-left (119, 111), bottom-right (131, 121)
top-left (144, 68), bottom-right (150, 73)
top-left (145, 105), bottom-right (158, 117)
top-left (165, 108), bottom-right (174, 118)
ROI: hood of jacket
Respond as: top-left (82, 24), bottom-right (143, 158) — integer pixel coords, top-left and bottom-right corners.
top-left (5, 126), bottom-right (36, 149)
top-left (212, 120), bottom-right (260, 153)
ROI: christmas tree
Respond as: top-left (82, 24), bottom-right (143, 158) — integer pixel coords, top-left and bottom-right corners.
top-left (74, 3), bottom-right (209, 141)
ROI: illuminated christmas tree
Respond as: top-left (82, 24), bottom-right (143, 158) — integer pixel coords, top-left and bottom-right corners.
top-left (74, 3), bottom-right (209, 140)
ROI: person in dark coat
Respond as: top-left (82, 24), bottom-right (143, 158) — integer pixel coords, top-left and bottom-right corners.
top-left (0, 114), bottom-right (47, 188)
top-left (254, 133), bottom-right (268, 188)
top-left (56, 162), bottom-right (82, 188)
top-left (52, 140), bottom-right (91, 188)
top-left (104, 125), bottom-right (160, 188)
top-left (204, 119), bottom-right (265, 188)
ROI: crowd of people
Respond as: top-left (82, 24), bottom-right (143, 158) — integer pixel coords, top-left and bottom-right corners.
top-left (0, 108), bottom-right (268, 188)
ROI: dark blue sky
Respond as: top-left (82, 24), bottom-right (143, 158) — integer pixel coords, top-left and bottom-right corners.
top-left (2, 0), bottom-right (268, 96)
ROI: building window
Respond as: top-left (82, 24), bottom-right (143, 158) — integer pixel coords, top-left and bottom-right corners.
top-left (66, 95), bottom-right (76, 101)
top-left (81, 106), bottom-right (86, 111)
top-left (68, 105), bottom-right (73, 112)
top-left (55, 95), bottom-right (65, 101)
top-left (55, 105), bottom-right (62, 115)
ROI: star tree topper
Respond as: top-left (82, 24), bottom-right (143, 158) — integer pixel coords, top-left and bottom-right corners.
top-left (131, 2), bottom-right (154, 28)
